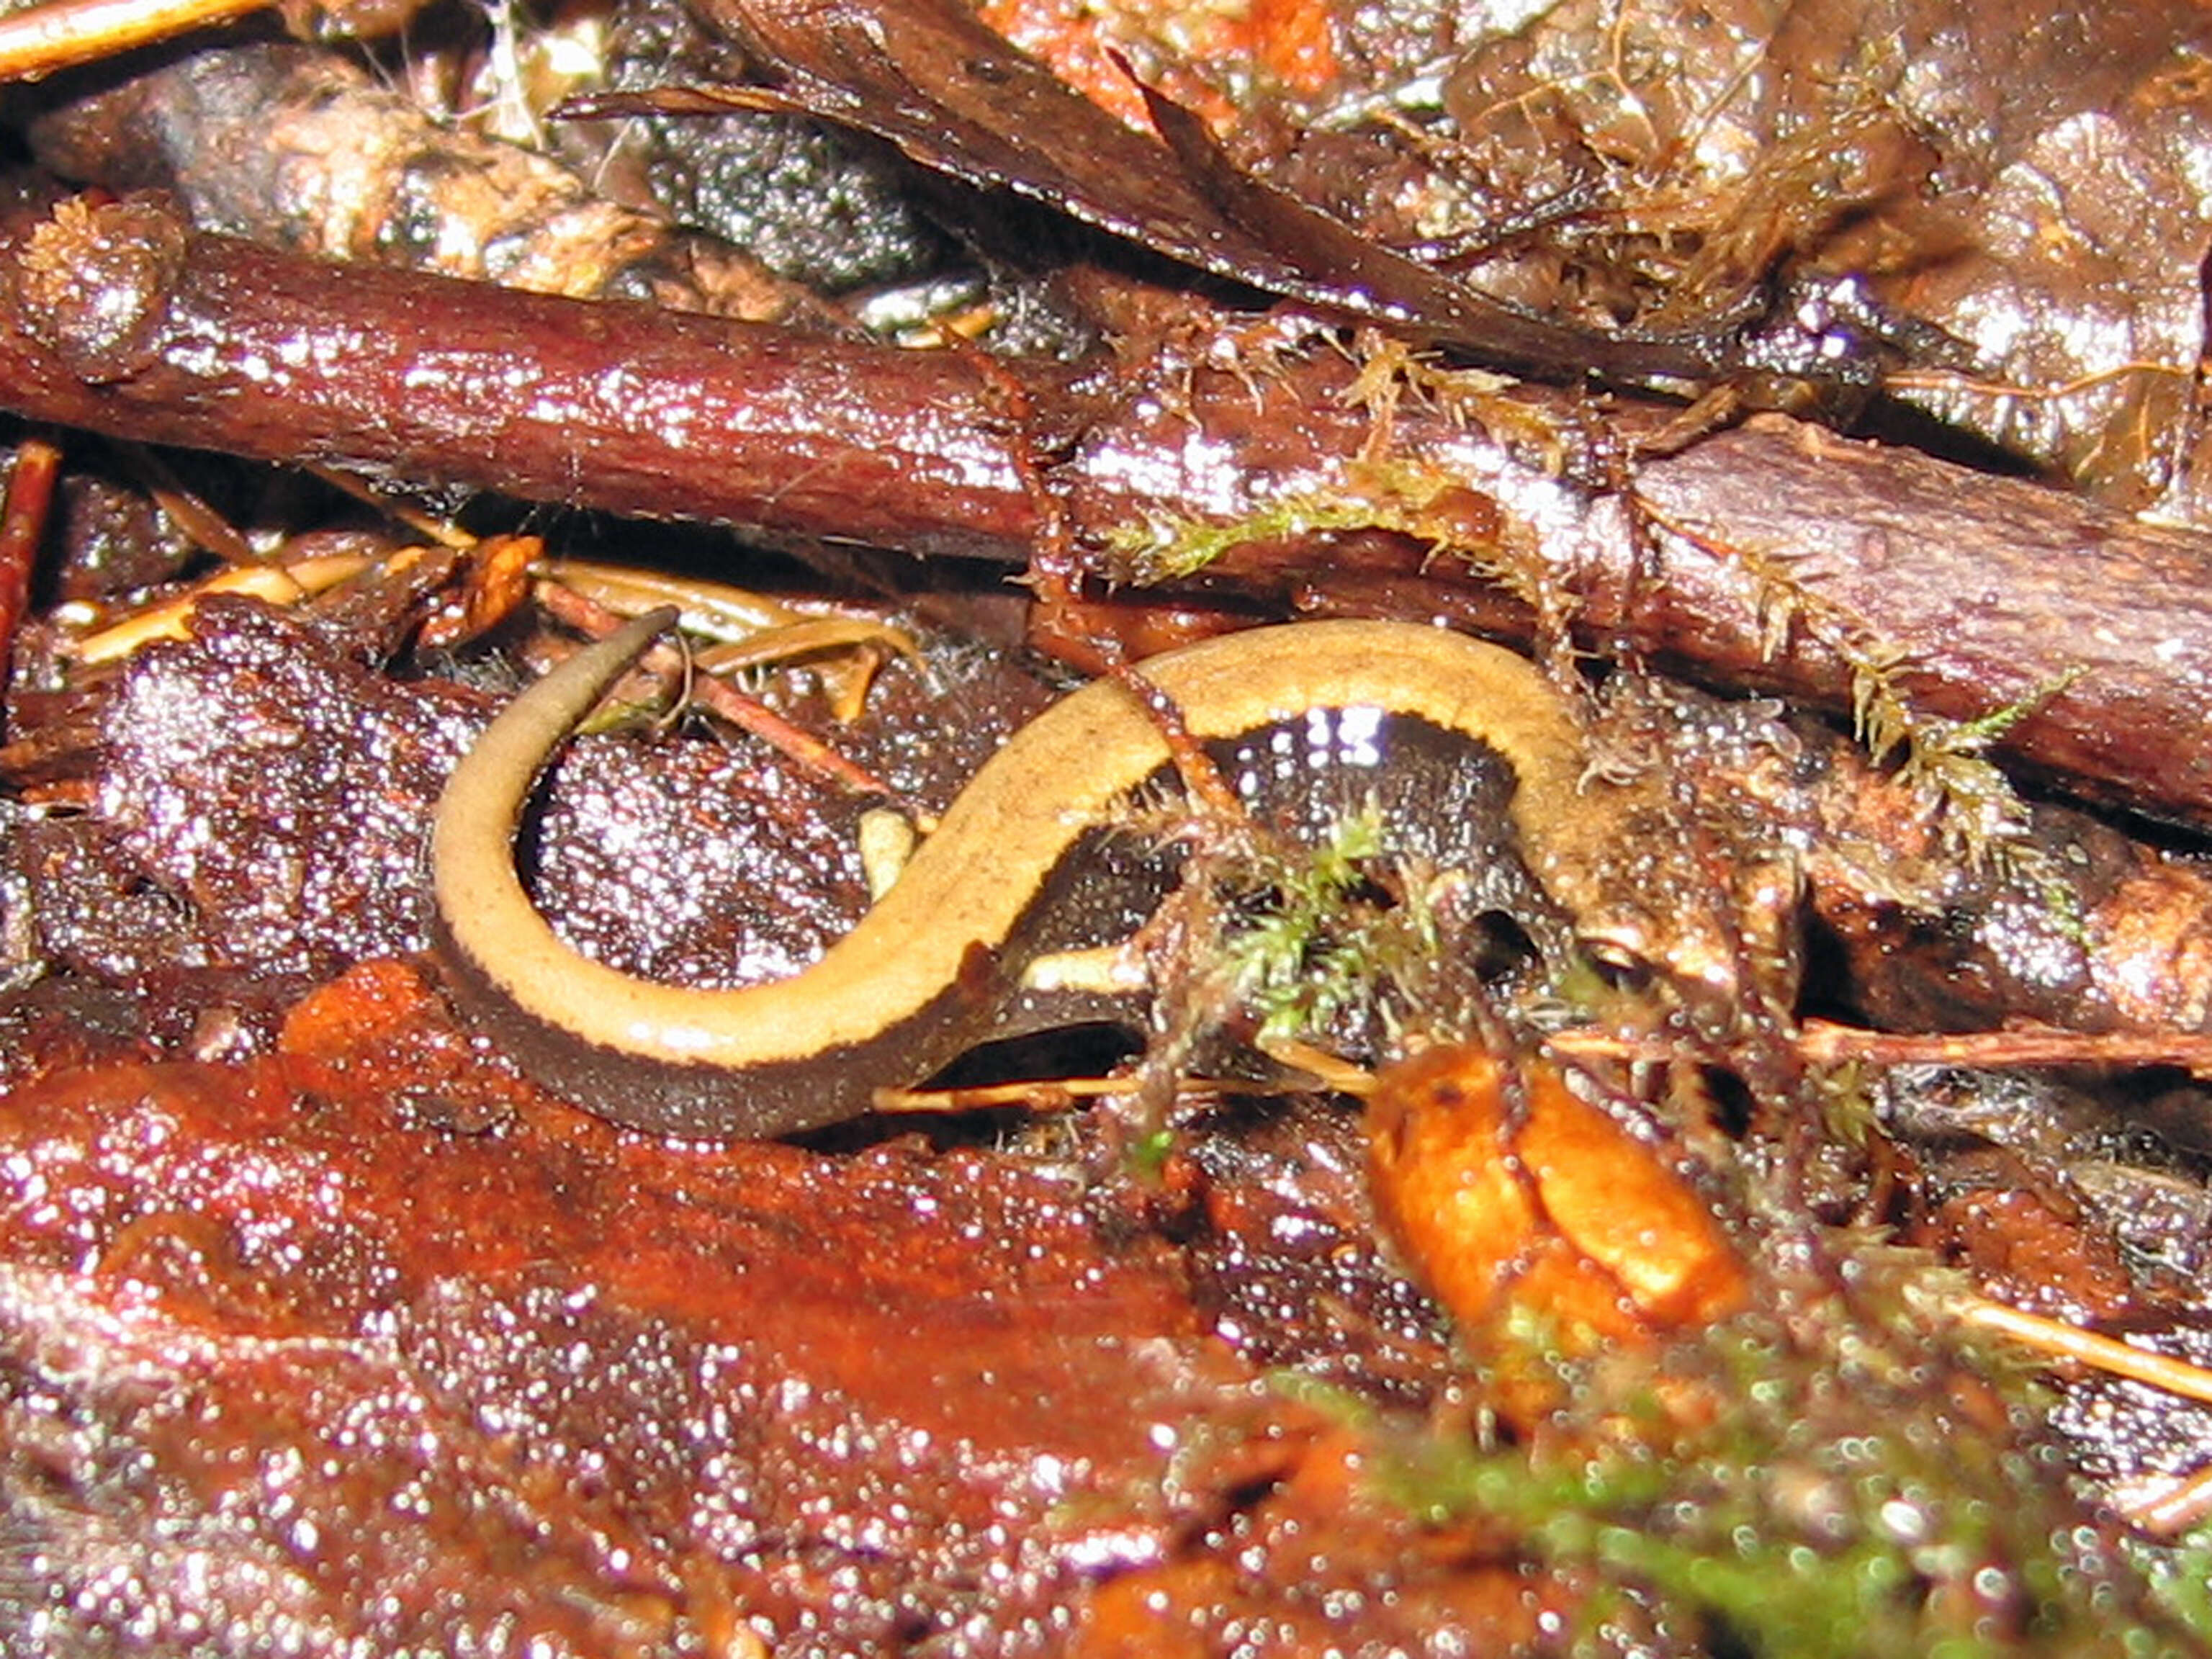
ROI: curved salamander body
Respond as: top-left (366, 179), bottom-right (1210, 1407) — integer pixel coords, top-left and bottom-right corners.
top-left (431, 613), bottom-right (1606, 1138)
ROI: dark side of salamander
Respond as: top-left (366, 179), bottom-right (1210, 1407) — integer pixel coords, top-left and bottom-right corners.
top-left (435, 711), bottom-right (1568, 1141)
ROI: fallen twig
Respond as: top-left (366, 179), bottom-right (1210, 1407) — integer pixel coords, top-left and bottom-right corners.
top-left (0, 186), bottom-right (2206, 824)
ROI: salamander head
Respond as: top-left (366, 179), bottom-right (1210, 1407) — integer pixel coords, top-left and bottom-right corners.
top-left (1542, 819), bottom-right (1804, 1034)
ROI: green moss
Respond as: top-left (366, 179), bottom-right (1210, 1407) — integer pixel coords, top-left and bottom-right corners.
top-left (1857, 660), bottom-right (2085, 869)
top-left (1107, 457), bottom-right (1512, 585)
top-left (1341, 1290), bottom-right (2198, 1656)
top-left (1123, 1124), bottom-right (1180, 1182)
top-left (2131, 1524), bottom-right (2212, 1643)
top-left (1204, 804), bottom-right (1483, 1054)
top-left (1218, 806), bottom-right (1385, 1043)
top-left (1706, 523), bottom-right (2092, 942)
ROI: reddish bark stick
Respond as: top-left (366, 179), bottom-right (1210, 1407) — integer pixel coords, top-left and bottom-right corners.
top-left (1, 189), bottom-right (2208, 825)
top-left (0, 189), bottom-right (1053, 558)
top-left (1065, 362), bottom-right (2212, 826)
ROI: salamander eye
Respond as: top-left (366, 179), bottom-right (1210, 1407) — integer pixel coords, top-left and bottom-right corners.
top-left (1581, 928), bottom-right (1654, 989)
top-left (1581, 917), bottom-right (1748, 1022)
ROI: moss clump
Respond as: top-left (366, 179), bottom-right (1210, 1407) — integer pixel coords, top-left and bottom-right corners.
top-left (1346, 1274), bottom-right (2198, 1657)
top-left (2135, 1525), bottom-right (2212, 1644)
top-left (1215, 806), bottom-right (1405, 1046)
top-left (1106, 457), bottom-right (1522, 586)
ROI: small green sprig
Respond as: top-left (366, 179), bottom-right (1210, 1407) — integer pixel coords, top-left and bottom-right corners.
top-left (1699, 518), bottom-right (2087, 894)
top-left (1205, 804), bottom-right (1467, 1052)
top-left (1216, 806), bottom-right (1392, 1045)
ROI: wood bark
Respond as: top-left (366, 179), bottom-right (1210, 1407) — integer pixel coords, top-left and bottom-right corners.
top-left (1, 188), bottom-right (2206, 825)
